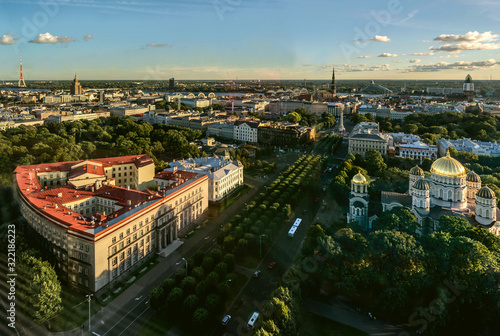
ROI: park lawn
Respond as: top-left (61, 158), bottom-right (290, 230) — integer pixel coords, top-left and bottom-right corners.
top-left (218, 184), bottom-right (250, 212)
top-left (225, 272), bottom-right (249, 310)
top-left (237, 254), bottom-right (261, 269)
top-left (48, 286), bottom-right (104, 332)
top-left (302, 312), bottom-right (369, 336)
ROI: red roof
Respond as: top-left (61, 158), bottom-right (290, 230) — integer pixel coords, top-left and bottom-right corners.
top-left (69, 164), bottom-right (105, 179)
top-left (154, 170), bottom-right (198, 181)
top-left (14, 156), bottom-right (207, 241)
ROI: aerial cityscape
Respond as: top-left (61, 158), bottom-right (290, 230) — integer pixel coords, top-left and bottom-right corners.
top-left (1, 1), bottom-right (500, 336)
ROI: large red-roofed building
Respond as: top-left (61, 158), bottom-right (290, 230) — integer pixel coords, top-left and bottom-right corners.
top-left (14, 155), bottom-right (209, 293)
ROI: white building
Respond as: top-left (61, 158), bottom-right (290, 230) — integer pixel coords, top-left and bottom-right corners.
top-left (437, 138), bottom-right (500, 157)
top-left (163, 157), bottom-right (244, 201)
top-left (233, 120), bottom-right (268, 143)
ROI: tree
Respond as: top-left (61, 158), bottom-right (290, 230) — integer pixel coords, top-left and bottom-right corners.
top-left (149, 287), bottom-right (164, 310)
top-left (182, 294), bottom-right (200, 315)
top-left (223, 253), bottom-right (235, 271)
top-left (166, 287), bottom-right (184, 310)
top-left (192, 308), bottom-right (210, 328)
top-left (286, 112), bottom-right (301, 123)
top-left (365, 150), bottom-right (387, 175)
top-left (180, 276), bottom-right (197, 294)
top-left (374, 207), bottom-right (419, 235)
top-left (205, 293), bottom-right (221, 311)
top-left (18, 253), bottom-right (62, 323)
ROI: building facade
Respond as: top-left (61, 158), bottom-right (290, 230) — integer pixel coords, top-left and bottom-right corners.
top-left (348, 122), bottom-right (388, 157)
top-left (163, 157), bottom-right (244, 202)
top-left (14, 155), bottom-right (209, 293)
top-left (380, 152), bottom-right (500, 236)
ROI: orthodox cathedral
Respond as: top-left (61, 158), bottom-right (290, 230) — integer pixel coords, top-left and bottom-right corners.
top-left (347, 151), bottom-right (500, 236)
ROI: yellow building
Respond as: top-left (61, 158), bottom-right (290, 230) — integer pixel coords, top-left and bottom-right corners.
top-left (14, 155), bottom-right (209, 293)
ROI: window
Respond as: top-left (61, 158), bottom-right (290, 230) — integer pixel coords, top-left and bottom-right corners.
top-left (85, 245), bottom-right (89, 252)
top-left (119, 233), bottom-right (123, 239)
top-left (112, 246), bottom-right (117, 254)
top-left (112, 257), bottom-right (117, 266)
top-left (85, 268), bottom-right (88, 275)
top-left (112, 237), bottom-right (116, 244)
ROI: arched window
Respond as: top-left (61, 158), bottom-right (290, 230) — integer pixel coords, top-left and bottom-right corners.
top-left (478, 208), bottom-right (482, 217)
top-left (439, 189), bottom-right (444, 199)
top-left (448, 190), bottom-right (453, 201)
top-left (486, 209), bottom-right (490, 218)
top-left (420, 200), bottom-right (424, 208)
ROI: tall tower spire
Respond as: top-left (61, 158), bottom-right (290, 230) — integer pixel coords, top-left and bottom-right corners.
top-left (18, 54), bottom-right (26, 88)
top-left (330, 66), bottom-right (336, 95)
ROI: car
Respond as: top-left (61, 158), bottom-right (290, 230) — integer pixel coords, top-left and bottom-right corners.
top-left (221, 314), bottom-right (231, 326)
top-left (253, 270), bottom-right (261, 278)
top-left (268, 261), bottom-right (277, 270)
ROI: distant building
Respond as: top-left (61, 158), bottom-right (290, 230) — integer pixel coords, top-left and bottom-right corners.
top-left (70, 74), bottom-right (82, 95)
top-left (463, 74), bottom-right (474, 102)
top-left (437, 138), bottom-right (500, 157)
top-left (233, 120), bottom-right (269, 143)
top-left (360, 81), bottom-right (392, 94)
top-left (348, 122), bottom-right (389, 157)
top-left (207, 123), bottom-right (235, 140)
top-left (347, 172), bottom-right (370, 228)
top-left (169, 78), bottom-right (175, 90)
top-left (164, 157), bottom-right (243, 202)
top-left (257, 123), bottom-right (314, 146)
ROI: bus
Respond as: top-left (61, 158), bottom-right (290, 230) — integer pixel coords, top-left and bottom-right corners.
top-left (288, 218), bottom-right (302, 238)
top-left (247, 312), bottom-right (259, 329)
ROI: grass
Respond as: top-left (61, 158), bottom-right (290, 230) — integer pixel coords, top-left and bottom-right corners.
top-left (302, 312), bottom-right (370, 336)
top-left (225, 271), bottom-right (249, 310)
top-left (218, 184), bottom-right (250, 212)
top-left (49, 258), bottom-right (159, 332)
top-left (237, 254), bottom-right (261, 269)
top-left (48, 286), bottom-right (104, 332)
top-left (137, 313), bottom-right (180, 336)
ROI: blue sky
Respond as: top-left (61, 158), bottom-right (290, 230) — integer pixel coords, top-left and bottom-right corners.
top-left (0, 0), bottom-right (499, 80)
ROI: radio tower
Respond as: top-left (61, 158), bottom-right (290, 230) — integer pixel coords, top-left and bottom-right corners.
top-left (18, 54), bottom-right (26, 88)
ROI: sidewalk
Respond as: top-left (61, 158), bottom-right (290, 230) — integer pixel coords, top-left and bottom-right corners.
top-left (304, 297), bottom-right (409, 336)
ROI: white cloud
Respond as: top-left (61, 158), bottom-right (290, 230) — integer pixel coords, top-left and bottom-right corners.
top-left (430, 42), bottom-right (500, 53)
top-left (406, 58), bottom-right (498, 72)
top-left (409, 59), bottom-right (421, 63)
top-left (337, 63), bottom-right (391, 72)
top-left (378, 53), bottom-right (398, 57)
top-left (29, 32), bottom-right (73, 44)
top-left (358, 55), bottom-right (373, 59)
top-left (0, 33), bottom-right (19, 45)
top-left (144, 43), bottom-right (173, 48)
top-left (392, 60), bottom-right (404, 63)
top-left (370, 35), bottom-right (391, 42)
top-left (83, 34), bottom-right (93, 41)
top-left (412, 52), bottom-right (434, 56)
top-left (433, 31), bottom-right (499, 43)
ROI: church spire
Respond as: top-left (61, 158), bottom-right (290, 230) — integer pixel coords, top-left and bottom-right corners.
top-left (330, 66), bottom-right (336, 95)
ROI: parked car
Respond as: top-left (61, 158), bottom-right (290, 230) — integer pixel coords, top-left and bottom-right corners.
top-left (268, 261), bottom-right (277, 270)
top-left (253, 270), bottom-right (261, 278)
top-left (222, 315), bottom-right (231, 326)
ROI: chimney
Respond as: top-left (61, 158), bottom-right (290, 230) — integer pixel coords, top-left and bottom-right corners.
top-left (126, 186), bottom-right (130, 190)
top-left (127, 200), bottom-right (131, 206)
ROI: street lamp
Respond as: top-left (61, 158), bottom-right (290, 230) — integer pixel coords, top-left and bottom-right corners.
top-left (86, 294), bottom-right (93, 333)
top-left (259, 234), bottom-right (266, 258)
top-left (182, 257), bottom-right (188, 276)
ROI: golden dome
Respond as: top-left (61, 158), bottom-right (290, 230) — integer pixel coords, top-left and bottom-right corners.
top-left (430, 151), bottom-right (466, 177)
top-left (410, 165), bottom-right (424, 176)
top-left (466, 171), bottom-right (481, 183)
top-left (413, 179), bottom-right (430, 190)
top-left (477, 186), bottom-right (495, 199)
top-left (352, 172), bottom-right (367, 184)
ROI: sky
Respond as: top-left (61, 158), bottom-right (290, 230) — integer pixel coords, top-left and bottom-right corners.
top-left (0, 0), bottom-right (499, 80)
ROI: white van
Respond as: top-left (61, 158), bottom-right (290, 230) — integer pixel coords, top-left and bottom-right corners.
top-left (247, 312), bottom-right (259, 329)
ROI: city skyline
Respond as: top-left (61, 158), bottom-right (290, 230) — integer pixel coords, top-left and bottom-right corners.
top-left (0, 0), bottom-right (499, 80)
